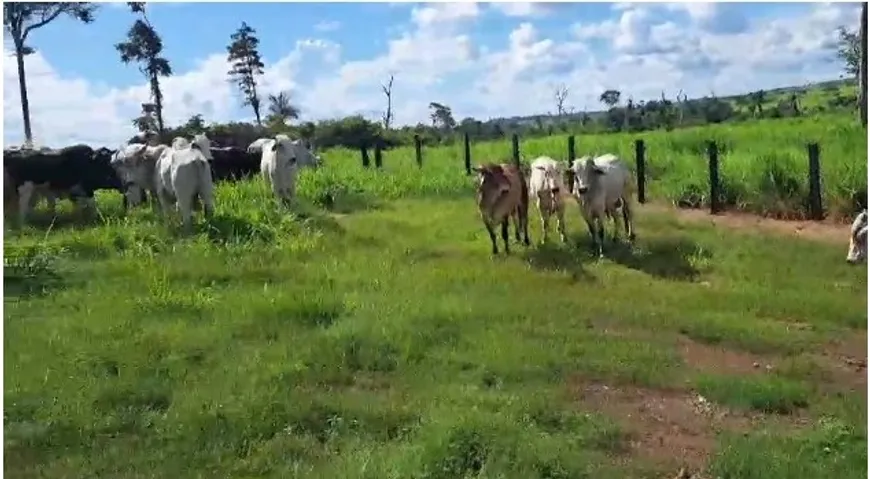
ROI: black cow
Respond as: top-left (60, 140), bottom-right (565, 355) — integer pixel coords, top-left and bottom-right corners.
top-left (209, 146), bottom-right (260, 182)
top-left (4, 144), bottom-right (124, 220)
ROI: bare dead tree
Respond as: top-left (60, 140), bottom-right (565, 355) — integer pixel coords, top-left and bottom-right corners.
top-left (381, 73), bottom-right (394, 129)
top-left (554, 83), bottom-right (569, 116)
top-left (676, 88), bottom-right (688, 125)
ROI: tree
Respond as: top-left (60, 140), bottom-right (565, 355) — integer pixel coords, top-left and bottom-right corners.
top-left (836, 25), bottom-right (861, 79)
top-left (599, 89), bottom-right (621, 109)
top-left (266, 91), bottom-right (300, 125)
top-left (554, 83), bottom-right (568, 116)
top-left (382, 74), bottom-right (395, 129)
top-left (428, 102), bottom-right (456, 131)
top-left (116, 2), bottom-right (172, 134)
top-left (227, 21), bottom-right (265, 126)
top-left (4, 2), bottom-right (98, 144)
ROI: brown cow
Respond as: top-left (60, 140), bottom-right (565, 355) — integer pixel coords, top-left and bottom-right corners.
top-left (472, 162), bottom-right (531, 254)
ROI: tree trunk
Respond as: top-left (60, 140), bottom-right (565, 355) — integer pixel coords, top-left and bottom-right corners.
top-left (151, 75), bottom-right (165, 134)
top-left (15, 42), bottom-right (33, 145)
top-left (860, 1), bottom-right (867, 127)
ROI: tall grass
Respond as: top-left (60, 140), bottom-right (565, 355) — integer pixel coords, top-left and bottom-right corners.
top-left (304, 115), bottom-right (866, 220)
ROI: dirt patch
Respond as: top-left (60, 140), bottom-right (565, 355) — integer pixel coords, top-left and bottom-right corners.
top-left (677, 335), bottom-right (775, 376)
top-left (642, 203), bottom-right (850, 245)
top-left (569, 380), bottom-right (806, 474)
top-left (816, 330), bottom-right (867, 397)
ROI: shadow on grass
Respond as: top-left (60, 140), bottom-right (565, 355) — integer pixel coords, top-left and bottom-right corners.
top-left (523, 241), bottom-right (596, 283)
top-left (311, 187), bottom-right (383, 215)
top-left (608, 236), bottom-right (708, 281)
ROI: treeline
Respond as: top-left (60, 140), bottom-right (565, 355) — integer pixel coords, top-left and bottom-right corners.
top-left (148, 79), bottom-right (861, 152)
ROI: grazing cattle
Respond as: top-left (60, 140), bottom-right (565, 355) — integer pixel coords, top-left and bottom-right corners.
top-left (472, 162), bottom-right (531, 254)
top-left (259, 137), bottom-right (319, 204)
top-left (4, 144), bottom-right (123, 221)
top-left (154, 133), bottom-right (215, 231)
top-left (111, 143), bottom-right (170, 209)
top-left (528, 156), bottom-right (568, 244)
top-left (568, 154), bottom-right (636, 258)
top-left (209, 146), bottom-right (260, 182)
top-left (846, 209), bottom-right (868, 264)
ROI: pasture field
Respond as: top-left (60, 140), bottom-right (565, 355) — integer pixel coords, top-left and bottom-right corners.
top-left (4, 160), bottom-right (867, 478)
top-left (324, 114), bottom-right (866, 220)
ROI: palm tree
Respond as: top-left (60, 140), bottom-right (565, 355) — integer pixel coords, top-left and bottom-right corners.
top-left (267, 92), bottom-right (300, 124)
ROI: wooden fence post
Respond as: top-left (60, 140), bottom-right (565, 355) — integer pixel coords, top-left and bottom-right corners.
top-left (464, 132), bottom-right (472, 175)
top-left (707, 141), bottom-right (721, 214)
top-left (635, 139), bottom-right (646, 204)
top-left (567, 135), bottom-right (575, 163)
top-left (414, 134), bottom-right (423, 168)
top-left (374, 140), bottom-right (383, 169)
top-left (511, 134), bottom-right (520, 167)
top-left (807, 143), bottom-right (823, 221)
top-left (361, 145), bottom-right (370, 168)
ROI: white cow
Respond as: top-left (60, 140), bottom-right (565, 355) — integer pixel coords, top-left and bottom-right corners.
top-left (111, 142), bottom-right (170, 209)
top-left (846, 209), bottom-right (868, 264)
top-left (569, 154), bottom-right (636, 258)
top-left (259, 137), bottom-right (319, 204)
top-left (154, 133), bottom-right (215, 231)
top-left (528, 156), bottom-right (568, 244)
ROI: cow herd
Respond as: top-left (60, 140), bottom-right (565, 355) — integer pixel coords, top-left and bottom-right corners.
top-left (473, 154), bottom-right (637, 258)
top-left (1, 139), bottom-right (866, 265)
top-left (3, 133), bottom-right (320, 231)
top-left (473, 154), bottom-right (867, 265)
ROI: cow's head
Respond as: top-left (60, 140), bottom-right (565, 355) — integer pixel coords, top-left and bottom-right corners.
top-left (846, 210), bottom-right (868, 265)
top-left (533, 163), bottom-right (562, 203)
top-left (571, 156), bottom-right (605, 196)
top-left (472, 163), bottom-right (513, 210)
top-left (190, 133), bottom-right (214, 161)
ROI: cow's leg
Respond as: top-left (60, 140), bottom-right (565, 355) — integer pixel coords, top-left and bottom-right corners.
top-left (176, 193), bottom-right (195, 233)
top-left (538, 200), bottom-right (550, 244)
top-left (512, 209), bottom-right (521, 242)
top-left (157, 187), bottom-right (175, 221)
top-left (520, 203), bottom-right (531, 246)
top-left (622, 197), bottom-right (636, 242)
top-left (483, 218), bottom-right (498, 255)
top-left (556, 206), bottom-right (568, 243)
top-left (608, 206), bottom-right (621, 243)
top-left (595, 216), bottom-right (605, 258)
top-left (501, 217), bottom-right (511, 254)
top-left (199, 184), bottom-right (215, 220)
top-left (17, 182), bottom-right (35, 223)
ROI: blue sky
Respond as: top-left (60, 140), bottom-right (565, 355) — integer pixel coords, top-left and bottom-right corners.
top-left (3, 1), bottom-right (861, 146)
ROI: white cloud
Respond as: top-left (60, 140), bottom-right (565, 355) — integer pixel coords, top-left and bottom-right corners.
top-left (488, 2), bottom-right (548, 18)
top-left (3, 2), bottom-right (860, 147)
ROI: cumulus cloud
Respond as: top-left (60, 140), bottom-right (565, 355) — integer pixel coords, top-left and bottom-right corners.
top-left (314, 20), bottom-right (342, 32)
top-left (2, 2), bottom-right (859, 147)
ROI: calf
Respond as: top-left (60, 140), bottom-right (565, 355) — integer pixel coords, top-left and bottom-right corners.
top-left (259, 137), bottom-right (319, 204)
top-left (472, 163), bottom-right (531, 254)
top-left (154, 133), bottom-right (215, 231)
top-left (528, 156), bottom-right (568, 244)
top-left (5, 144), bottom-right (123, 222)
top-left (568, 154), bottom-right (636, 258)
top-left (846, 209), bottom-right (868, 264)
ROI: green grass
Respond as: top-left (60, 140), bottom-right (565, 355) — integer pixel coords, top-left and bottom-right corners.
top-left (319, 114), bottom-right (866, 220)
top-left (4, 163), bottom-right (866, 478)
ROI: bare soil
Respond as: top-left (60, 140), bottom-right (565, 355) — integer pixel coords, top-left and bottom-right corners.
top-left (816, 330), bottom-right (868, 397)
top-left (676, 335), bottom-right (776, 377)
top-left (641, 203), bottom-right (851, 245)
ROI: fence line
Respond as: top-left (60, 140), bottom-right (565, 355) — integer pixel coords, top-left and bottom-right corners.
top-left (355, 134), bottom-right (826, 220)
